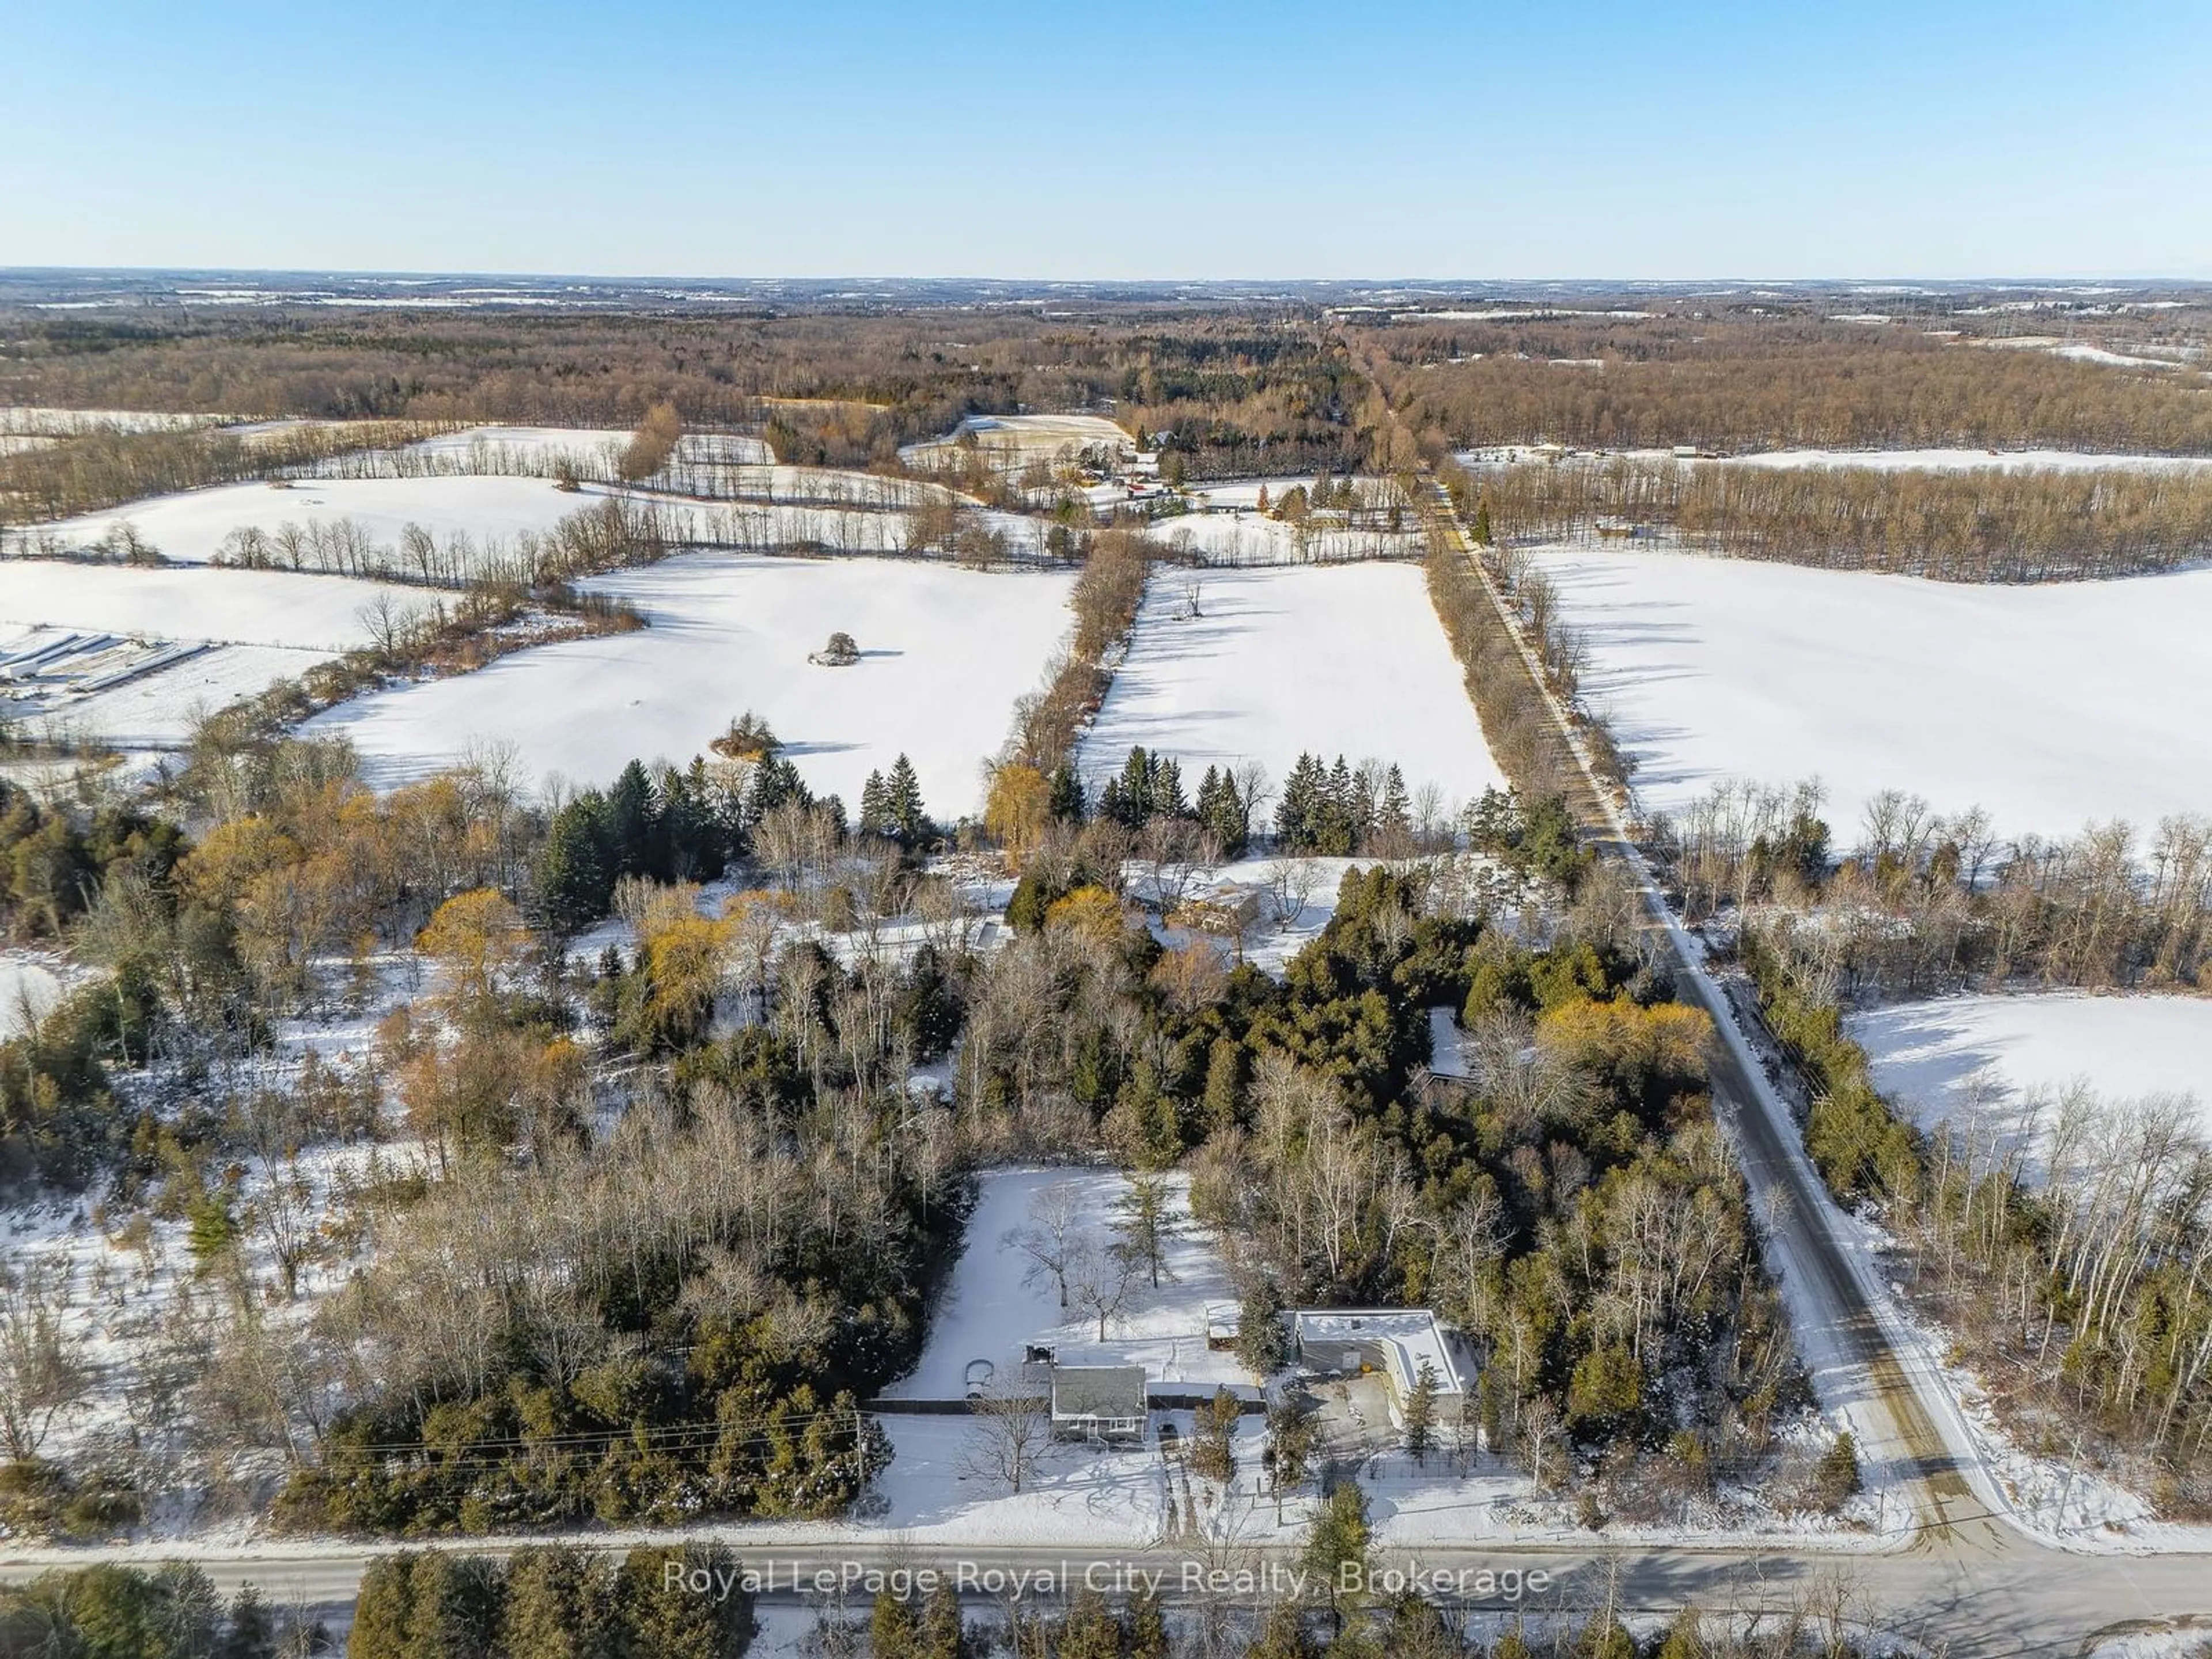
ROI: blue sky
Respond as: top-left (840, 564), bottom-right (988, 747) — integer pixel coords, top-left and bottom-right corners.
top-left (3, 0), bottom-right (2208, 279)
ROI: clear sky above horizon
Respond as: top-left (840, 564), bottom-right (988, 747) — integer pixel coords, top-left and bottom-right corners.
top-left (5, 0), bottom-right (2209, 281)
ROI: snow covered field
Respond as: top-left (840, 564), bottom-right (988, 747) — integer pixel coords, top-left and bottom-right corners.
top-left (1144, 510), bottom-right (1423, 567)
top-left (884, 1168), bottom-right (1246, 1400)
top-left (1533, 546), bottom-right (2212, 837)
top-left (1084, 564), bottom-right (1506, 809)
top-left (309, 552), bottom-right (1075, 812)
top-left (0, 562), bottom-right (422, 746)
top-left (0, 561), bottom-right (412, 652)
top-left (22, 475), bottom-right (590, 567)
top-left (902, 412), bottom-right (1131, 472)
top-left (1719, 447), bottom-right (2212, 474)
top-left (1851, 993), bottom-right (2212, 1143)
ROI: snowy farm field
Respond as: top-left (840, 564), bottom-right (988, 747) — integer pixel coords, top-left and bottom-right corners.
top-left (0, 560), bottom-right (414, 651)
top-left (310, 552), bottom-right (1077, 810)
top-left (0, 562), bottom-right (418, 746)
top-left (1084, 563), bottom-right (1506, 809)
top-left (1533, 546), bottom-right (2212, 836)
top-left (21, 475), bottom-right (589, 567)
top-left (902, 412), bottom-right (1132, 472)
top-left (1851, 993), bottom-right (2212, 1145)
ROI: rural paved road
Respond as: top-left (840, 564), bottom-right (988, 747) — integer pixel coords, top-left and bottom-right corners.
top-left (3, 467), bottom-right (2204, 1654)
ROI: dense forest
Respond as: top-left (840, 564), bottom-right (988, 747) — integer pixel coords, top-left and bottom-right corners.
top-left (1442, 452), bottom-right (2212, 581)
top-left (1369, 317), bottom-right (2212, 454)
top-left (0, 308), bottom-right (1384, 484)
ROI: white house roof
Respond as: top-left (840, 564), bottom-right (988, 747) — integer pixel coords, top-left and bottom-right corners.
top-left (1293, 1309), bottom-right (1467, 1396)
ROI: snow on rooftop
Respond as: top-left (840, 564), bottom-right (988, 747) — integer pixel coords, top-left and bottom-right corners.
top-left (1293, 1308), bottom-right (1467, 1396)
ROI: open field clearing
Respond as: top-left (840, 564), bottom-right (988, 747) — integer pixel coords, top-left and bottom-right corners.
top-left (309, 552), bottom-right (1075, 809)
top-left (1852, 993), bottom-right (2212, 1144)
top-left (1533, 546), bottom-right (2212, 836)
top-left (1145, 509), bottom-right (1424, 566)
top-left (5, 638), bottom-right (324, 747)
top-left (1461, 445), bottom-right (2212, 475)
top-left (884, 1168), bottom-right (1244, 1401)
top-left (0, 560), bottom-right (411, 651)
top-left (0, 561), bottom-right (417, 745)
top-left (1721, 447), bottom-right (2212, 473)
top-left (1083, 563), bottom-right (1506, 808)
top-left (16, 475), bottom-right (590, 566)
top-left (902, 411), bottom-right (1132, 472)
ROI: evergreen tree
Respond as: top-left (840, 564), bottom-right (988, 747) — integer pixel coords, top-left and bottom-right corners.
top-left (747, 756), bottom-right (812, 823)
top-left (348, 1554), bottom-right (419, 1659)
top-left (1351, 766), bottom-right (1377, 851)
top-left (1276, 753), bottom-right (1325, 850)
top-left (1202, 1036), bottom-right (1246, 1131)
top-left (1379, 764), bottom-right (1413, 846)
top-left (1320, 756), bottom-right (1358, 856)
top-left (1056, 1586), bottom-right (1122, 1659)
top-left (614, 1547), bottom-right (751, 1659)
top-left (885, 753), bottom-right (928, 844)
top-left (1126, 1586), bottom-right (1167, 1659)
top-left (402, 1551), bottom-right (502, 1659)
top-left (1194, 764), bottom-right (1246, 852)
top-left (918, 1584), bottom-right (965, 1659)
top-left (1471, 495), bottom-right (1494, 545)
top-left (1304, 1482), bottom-right (1372, 1633)
top-left (218, 1586), bottom-right (279, 1659)
top-left (536, 791), bottom-right (615, 933)
top-left (870, 1589), bottom-right (918, 1659)
top-left (1047, 762), bottom-right (1088, 824)
top-left (859, 770), bottom-right (890, 837)
top-left (1403, 1359), bottom-right (1440, 1463)
top-left (607, 759), bottom-right (657, 879)
top-left (1153, 756), bottom-right (1188, 820)
top-left (1113, 745), bottom-right (1155, 827)
top-left (499, 1546), bottom-right (616, 1659)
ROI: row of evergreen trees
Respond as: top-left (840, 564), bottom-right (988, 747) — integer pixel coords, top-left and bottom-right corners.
top-left (536, 749), bottom-right (945, 933)
top-left (535, 756), bottom-right (818, 933)
top-left (1274, 753), bottom-right (1412, 857)
top-left (1094, 745), bottom-right (1256, 855)
top-left (348, 1545), bottom-right (751, 1659)
top-left (855, 753), bottom-right (933, 847)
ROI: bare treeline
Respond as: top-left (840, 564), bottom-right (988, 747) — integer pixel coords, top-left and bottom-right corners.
top-left (1010, 530), bottom-right (1153, 772)
top-left (1665, 777), bottom-right (2212, 994)
top-left (1371, 320), bottom-right (2212, 453)
top-left (0, 419), bottom-right (440, 529)
top-left (1460, 454), bottom-right (2212, 581)
top-left (202, 494), bottom-right (681, 590)
top-left (1744, 916), bottom-right (2212, 1503)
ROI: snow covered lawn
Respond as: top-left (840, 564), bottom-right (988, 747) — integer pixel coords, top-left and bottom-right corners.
top-left (1533, 546), bottom-right (2212, 838)
top-left (884, 1169), bottom-right (1247, 1401)
top-left (868, 1417), bottom-right (1169, 1546)
top-left (1850, 993), bottom-right (2212, 1143)
top-left (1083, 564), bottom-right (1506, 810)
top-left (308, 552), bottom-right (1076, 812)
top-left (27, 475), bottom-right (592, 567)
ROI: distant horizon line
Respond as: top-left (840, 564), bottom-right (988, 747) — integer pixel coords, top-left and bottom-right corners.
top-left (6, 265), bottom-right (2212, 290)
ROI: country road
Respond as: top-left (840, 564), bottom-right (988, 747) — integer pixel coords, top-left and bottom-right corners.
top-left (3, 474), bottom-right (2206, 1657)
